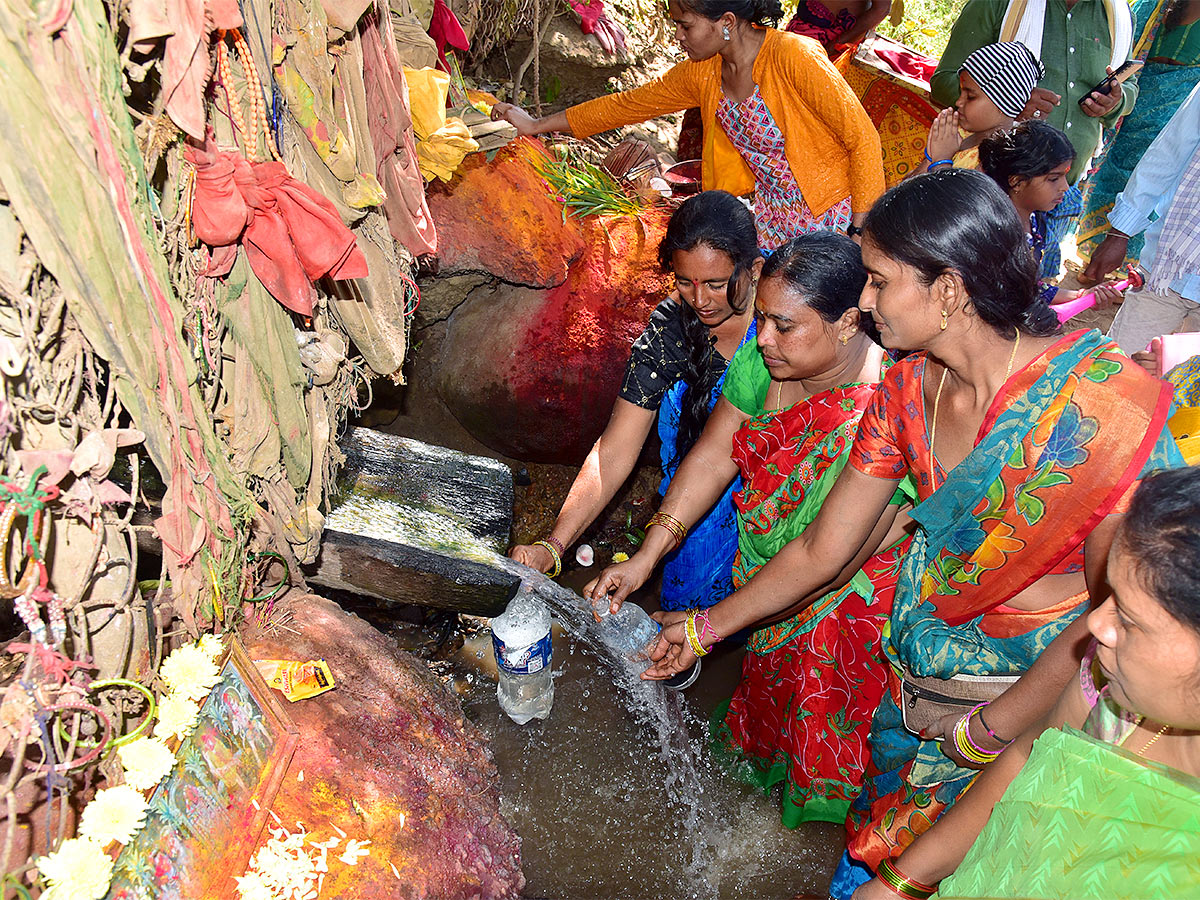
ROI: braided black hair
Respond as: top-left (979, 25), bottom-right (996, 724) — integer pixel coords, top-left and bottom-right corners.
top-left (979, 121), bottom-right (1076, 195)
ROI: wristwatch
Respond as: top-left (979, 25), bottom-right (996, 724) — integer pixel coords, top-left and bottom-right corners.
top-left (846, 224), bottom-right (864, 238)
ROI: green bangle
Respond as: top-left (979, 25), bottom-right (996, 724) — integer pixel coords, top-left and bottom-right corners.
top-left (876, 859), bottom-right (939, 899)
top-left (532, 540), bottom-right (562, 578)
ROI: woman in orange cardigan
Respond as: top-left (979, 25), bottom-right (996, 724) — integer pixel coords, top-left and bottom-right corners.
top-left (490, 0), bottom-right (885, 250)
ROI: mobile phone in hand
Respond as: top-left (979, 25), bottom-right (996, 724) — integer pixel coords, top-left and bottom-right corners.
top-left (1078, 60), bottom-right (1143, 108)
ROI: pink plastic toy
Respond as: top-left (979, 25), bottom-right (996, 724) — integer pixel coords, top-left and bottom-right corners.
top-left (1050, 269), bottom-right (1144, 324)
top-left (1150, 332), bottom-right (1200, 378)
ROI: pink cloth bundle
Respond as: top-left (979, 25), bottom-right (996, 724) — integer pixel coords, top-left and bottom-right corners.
top-left (187, 136), bottom-right (368, 315)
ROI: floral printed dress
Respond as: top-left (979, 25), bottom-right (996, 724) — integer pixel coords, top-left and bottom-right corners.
top-left (715, 86), bottom-right (852, 251)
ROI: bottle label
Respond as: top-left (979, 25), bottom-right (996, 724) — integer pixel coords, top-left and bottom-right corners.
top-left (493, 631), bottom-right (552, 675)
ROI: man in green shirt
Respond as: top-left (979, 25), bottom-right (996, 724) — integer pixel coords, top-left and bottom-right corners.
top-left (931, 0), bottom-right (1139, 276)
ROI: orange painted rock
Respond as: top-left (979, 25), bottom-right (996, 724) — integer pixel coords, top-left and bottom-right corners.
top-left (241, 595), bottom-right (524, 899)
top-left (425, 137), bottom-right (585, 289)
top-left (434, 207), bottom-right (672, 463)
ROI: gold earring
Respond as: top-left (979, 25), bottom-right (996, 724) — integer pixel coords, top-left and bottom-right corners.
top-left (840, 333), bottom-right (850, 345)
top-left (940, 309), bottom-right (949, 331)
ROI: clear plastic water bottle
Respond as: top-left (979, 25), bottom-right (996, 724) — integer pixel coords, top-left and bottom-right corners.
top-left (492, 594), bottom-right (554, 725)
top-left (595, 602), bottom-right (701, 689)
top-left (594, 602), bottom-right (662, 661)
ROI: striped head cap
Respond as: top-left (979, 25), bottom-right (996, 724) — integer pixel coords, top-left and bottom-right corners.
top-left (960, 41), bottom-right (1046, 119)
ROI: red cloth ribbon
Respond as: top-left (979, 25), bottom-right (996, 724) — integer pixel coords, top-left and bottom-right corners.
top-left (186, 136), bottom-right (368, 315)
top-left (873, 46), bottom-right (936, 85)
top-left (428, 0), bottom-right (469, 70)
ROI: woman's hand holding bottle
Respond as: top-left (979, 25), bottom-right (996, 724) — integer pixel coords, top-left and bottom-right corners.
top-left (641, 610), bottom-right (697, 680)
top-left (584, 551), bottom-right (658, 616)
top-left (508, 542), bottom-right (556, 573)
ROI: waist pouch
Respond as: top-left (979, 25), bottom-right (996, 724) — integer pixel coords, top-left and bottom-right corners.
top-left (899, 668), bottom-right (1021, 735)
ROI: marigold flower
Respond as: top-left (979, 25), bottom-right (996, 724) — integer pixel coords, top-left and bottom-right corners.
top-left (36, 837), bottom-right (114, 900)
top-left (160, 643), bottom-right (221, 702)
top-left (78, 784), bottom-right (149, 846)
top-left (118, 736), bottom-right (177, 791)
top-left (155, 693), bottom-right (201, 741)
top-left (197, 633), bottom-right (225, 660)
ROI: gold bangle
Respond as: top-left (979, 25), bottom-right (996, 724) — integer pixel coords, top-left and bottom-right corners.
top-left (532, 540), bottom-right (562, 578)
top-left (684, 610), bottom-right (707, 657)
top-left (647, 511), bottom-right (687, 549)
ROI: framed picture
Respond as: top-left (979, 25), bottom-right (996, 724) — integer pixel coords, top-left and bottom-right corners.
top-left (106, 636), bottom-right (299, 900)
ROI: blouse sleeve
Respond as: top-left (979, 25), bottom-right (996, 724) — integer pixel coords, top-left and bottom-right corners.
top-left (848, 366), bottom-right (908, 480)
top-left (778, 35), bottom-right (884, 212)
top-left (721, 339), bottom-right (769, 415)
top-left (618, 299), bottom-right (689, 410)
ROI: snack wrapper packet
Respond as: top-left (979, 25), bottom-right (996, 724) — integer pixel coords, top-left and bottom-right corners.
top-left (254, 659), bottom-right (336, 701)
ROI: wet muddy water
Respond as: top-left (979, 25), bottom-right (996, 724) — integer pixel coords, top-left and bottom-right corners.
top-left (442, 570), bottom-right (843, 900)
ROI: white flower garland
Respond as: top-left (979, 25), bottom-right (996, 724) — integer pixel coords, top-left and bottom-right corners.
top-left (35, 635), bottom-right (226, 898)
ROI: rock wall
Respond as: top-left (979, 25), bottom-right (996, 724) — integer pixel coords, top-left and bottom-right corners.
top-left (421, 139), bottom-right (671, 463)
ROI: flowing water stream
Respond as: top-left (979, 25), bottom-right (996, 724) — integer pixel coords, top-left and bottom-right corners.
top-left (455, 557), bottom-right (840, 900)
top-left (325, 487), bottom-right (841, 899)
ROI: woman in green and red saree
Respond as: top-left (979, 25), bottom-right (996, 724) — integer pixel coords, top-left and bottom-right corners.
top-left (589, 169), bottom-right (1184, 898)
top-left (584, 231), bottom-right (914, 825)
top-left (717, 234), bottom-right (915, 826)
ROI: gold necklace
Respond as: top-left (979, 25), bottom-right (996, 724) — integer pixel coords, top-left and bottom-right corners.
top-left (774, 378), bottom-right (783, 410)
top-left (929, 332), bottom-right (1021, 489)
top-left (1136, 720), bottom-right (1171, 757)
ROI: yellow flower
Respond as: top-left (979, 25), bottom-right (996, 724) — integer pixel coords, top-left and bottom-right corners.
top-left (611, 552), bottom-right (629, 563)
top-left (155, 693), bottom-right (201, 741)
top-left (79, 785), bottom-right (149, 846)
top-left (160, 643), bottom-right (220, 702)
top-left (197, 633), bottom-right (225, 661)
top-left (118, 737), bottom-right (176, 791)
top-left (37, 837), bottom-right (113, 900)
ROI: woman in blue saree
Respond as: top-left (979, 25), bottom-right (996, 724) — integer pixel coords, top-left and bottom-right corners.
top-left (510, 191), bottom-right (760, 611)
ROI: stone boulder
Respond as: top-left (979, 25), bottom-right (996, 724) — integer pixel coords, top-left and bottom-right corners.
top-left (425, 138), bottom-right (584, 289)
top-left (434, 206), bottom-right (671, 463)
top-left (241, 594), bottom-right (524, 899)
